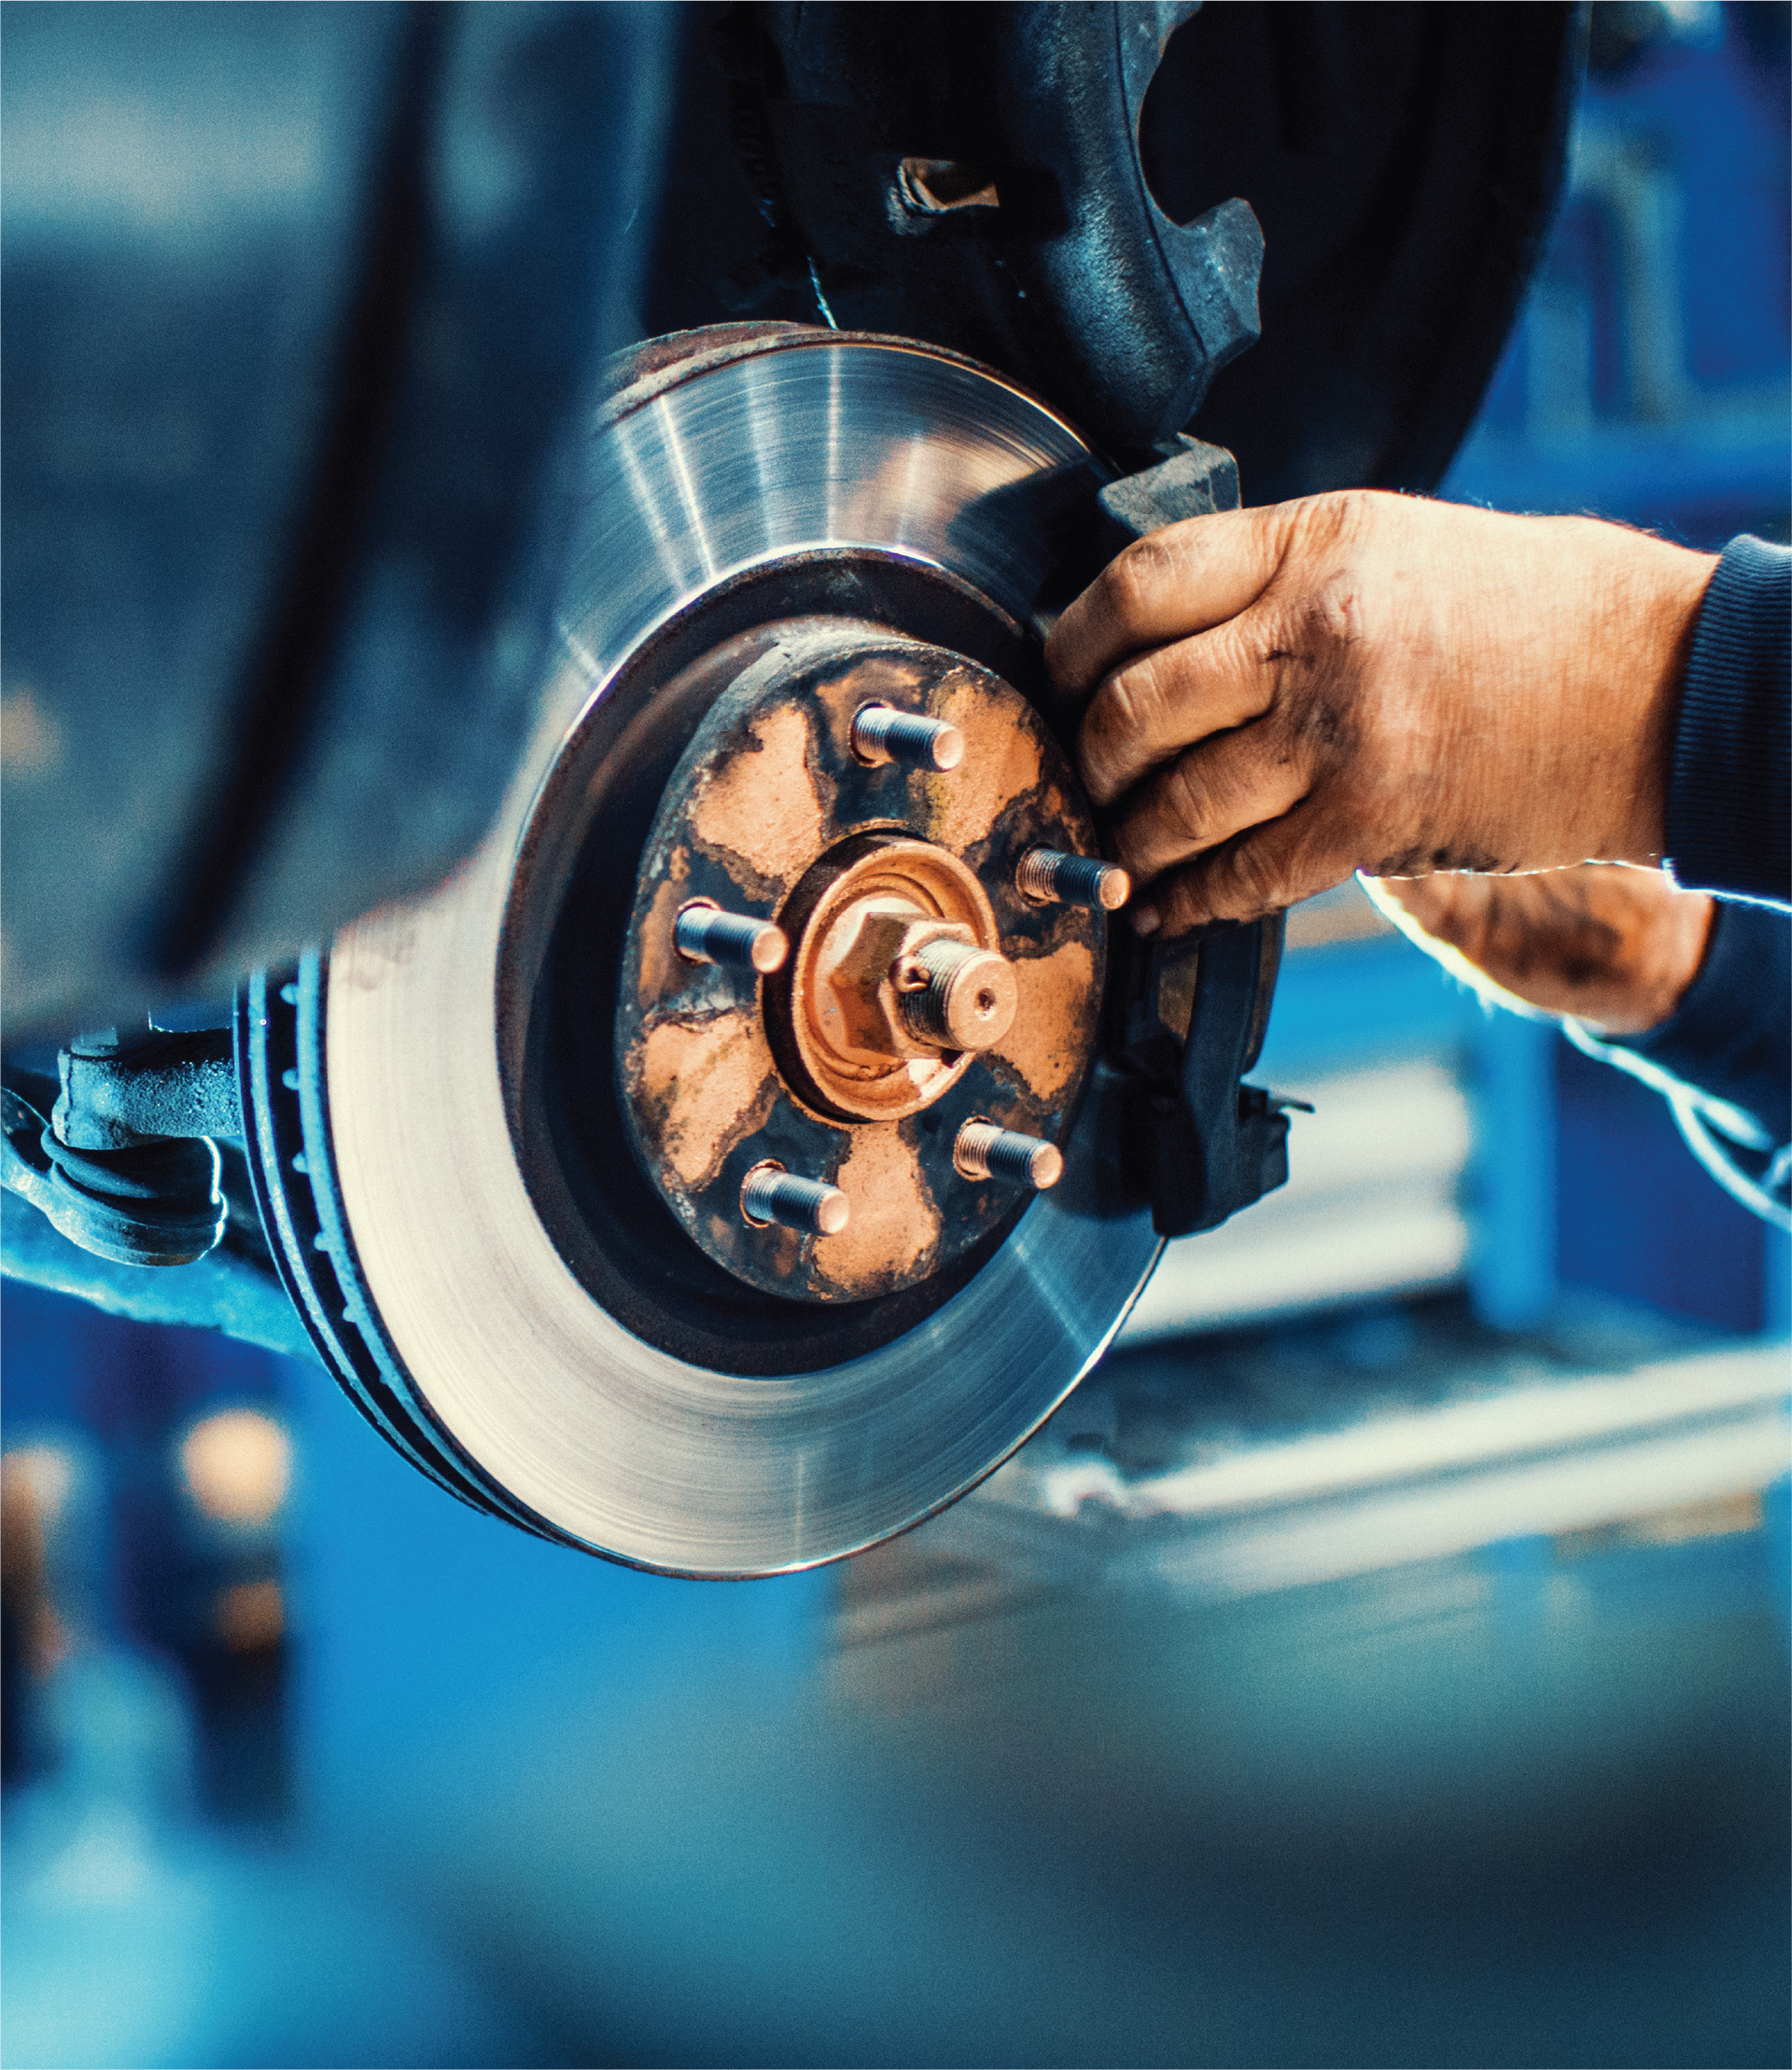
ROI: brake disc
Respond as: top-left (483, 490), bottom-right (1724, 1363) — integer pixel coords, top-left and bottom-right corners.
top-left (238, 324), bottom-right (1163, 1575)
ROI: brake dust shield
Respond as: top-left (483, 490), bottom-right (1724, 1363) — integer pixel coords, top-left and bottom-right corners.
top-left (292, 327), bottom-right (1163, 1574)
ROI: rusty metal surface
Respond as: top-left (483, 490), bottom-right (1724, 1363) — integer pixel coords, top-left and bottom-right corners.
top-left (616, 617), bottom-right (1102, 1301)
top-left (317, 330), bottom-right (1162, 1574)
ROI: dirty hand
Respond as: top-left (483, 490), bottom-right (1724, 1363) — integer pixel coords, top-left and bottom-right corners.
top-left (1045, 492), bottom-right (1717, 936)
top-left (1365, 863), bottom-right (1715, 1037)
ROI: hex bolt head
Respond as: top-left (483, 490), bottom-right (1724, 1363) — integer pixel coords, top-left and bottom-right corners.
top-left (849, 703), bottom-right (965, 772)
top-left (675, 901), bottom-right (789, 973)
top-left (739, 1161), bottom-right (850, 1236)
top-left (954, 1120), bottom-right (1064, 1190)
top-left (1016, 848), bottom-right (1130, 912)
top-left (894, 938), bottom-right (1018, 1051)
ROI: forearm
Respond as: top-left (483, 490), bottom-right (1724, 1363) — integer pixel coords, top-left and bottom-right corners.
top-left (1568, 900), bottom-right (1791, 1228)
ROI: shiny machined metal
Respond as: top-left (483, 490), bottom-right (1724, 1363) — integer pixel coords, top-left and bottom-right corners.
top-left (740, 1162), bottom-right (850, 1236)
top-left (848, 703), bottom-right (965, 772)
top-left (1017, 848), bottom-right (1130, 912)
top-left (674, 901), bottom-right (789, 974)
top-left (895, 938), bottom-right (1018, 1053)
top-left (954, 1119), bottom-right (1064, 1190)
top-left (314, 329), bottom-right (1160, 1575)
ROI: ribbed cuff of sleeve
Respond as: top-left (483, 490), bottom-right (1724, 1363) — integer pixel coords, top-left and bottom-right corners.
top-left (1665, 534), bottom-right (1790, 907)
top-left (1593, 898), bottom-right (1791, 1152)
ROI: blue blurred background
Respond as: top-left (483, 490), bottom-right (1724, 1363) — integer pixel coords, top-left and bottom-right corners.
top-left (4, 8), bottom-right (1788, 2065)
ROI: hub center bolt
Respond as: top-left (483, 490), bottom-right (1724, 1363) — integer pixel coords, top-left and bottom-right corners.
top-left (850, 704), bottom-right (965, 772)
top-left (675, 901), bottom-right (789, 973)
top-left (1016, 848), bottom-right (1130, 911)
top-left (740, 1161), bottom-right (851, 1236)
top-left (893, 937), bottom-right (1018, 1051)
top-left (954, 1120), bottom-right (1064, 1191)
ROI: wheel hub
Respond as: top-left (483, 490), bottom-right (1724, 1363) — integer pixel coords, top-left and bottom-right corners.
top-left (614, 616), bottom-right (1108, 1302)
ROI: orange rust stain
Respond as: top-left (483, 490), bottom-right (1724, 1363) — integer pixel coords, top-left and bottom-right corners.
top-left (637, 846), bottom-right (692, 1006)
top-left (808, 653), bottom-right (926, 761)
top-left (924, 673), bottom-right (1044, 854)
top-left (814, 1125), bottom-right (937, 1293)
top-left (690, 703), bottom-right (825, 884)
top-left (637, 1011), bottom-right (777, 1188)
top-left (995, 936), bottom-right (1096, 1105)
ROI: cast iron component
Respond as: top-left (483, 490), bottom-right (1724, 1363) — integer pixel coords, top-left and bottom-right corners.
top-left (1112, 918), bottom-right (1302, 1239)
top-left (649, 4), bottom-right (1581, 497)
top-left (1090, 403), bottom-right (1302, 1239)
top-left (2, 1084), bottom-right (225, 1270)
top-left (711, 0), bottom-right (1261, 451)
top-left (612, 612), bottom-right (1106, 1304)
top-left (52, 1028), bottom-right (240, 1152)
top-left (7, 324), bottom-right (1297, 1567)
top-left (1096, 435), bottom-right (1241, 545)
top-left (1, 1024), bottom-right (241, 1267)
top-left (226, 326), bottom-right (1167, 1573)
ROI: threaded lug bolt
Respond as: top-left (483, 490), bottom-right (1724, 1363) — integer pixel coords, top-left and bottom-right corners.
top-left (1016, 847), bottom-right (1129, 911)
top-left (849, 703), bottom-right (965, 772)
top-left (954, 1120), bottom-right (1064, 1191)
top-left (675, 901), bottom-right (789, 973)
top-left (894, 938), bottom-right (1018, 1051)
top-left (740, 1162), bottom-right (850, 1236)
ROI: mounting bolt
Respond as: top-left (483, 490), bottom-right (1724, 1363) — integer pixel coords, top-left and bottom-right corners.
top-left (740, 1161), bottom-right (850, 1236)
top-left (1016, 848), bottom-right (1130, 911)
top-left (850, 704), bottom-right (964, 772)
top-left (894, 938), bottom-right (1018, 1051)
top-left (675, 901), bottom-right (789, 973)
top-left (954, 1119), bottom-right (1063, 1191)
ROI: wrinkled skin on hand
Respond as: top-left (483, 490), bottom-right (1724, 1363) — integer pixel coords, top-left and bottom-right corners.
top-left (1365, 863), bottom-right (1715, 1037)
top-left (1046, 492), bottom-right (1717, 937)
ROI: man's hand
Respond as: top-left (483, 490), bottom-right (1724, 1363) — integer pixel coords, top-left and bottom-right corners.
top-left (1045, 492), bottom-right (1717, 936)
top-left (1365, 863), bottom-right (1715, 1037)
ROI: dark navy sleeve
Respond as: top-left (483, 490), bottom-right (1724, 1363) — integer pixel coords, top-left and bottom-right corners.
top-left (1568, 899), bottom-right (1790, 1227)
top-left (1664, 534), bottom-right (1790, 908)
top-left (1586, 534), bottom-right (1792, 1223)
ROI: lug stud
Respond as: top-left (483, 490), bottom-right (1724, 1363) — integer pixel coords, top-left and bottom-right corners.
top-left (850, 703), bottom-right (964, 772)
top-left (740, 1161), bottom-right (850, 1236)
top-left (675, 901), bottom-right (789, 973)
top-left (1016, 847), bottom-right (1130, 911)
top-left (954, 1120), bottom-right (1063, 1190)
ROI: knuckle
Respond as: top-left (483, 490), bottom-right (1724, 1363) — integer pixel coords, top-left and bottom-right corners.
top-left (1161, 754), bottom-right (1216, 844)
top-left (1225, 839), bottom-right (1281, 909)
top-left (1283, 487), bottom-right (1377, 560)
top-left (1106, 532), bottom-right (1175, 617)
top-left (1100, 662), bottom-right (1146, 743)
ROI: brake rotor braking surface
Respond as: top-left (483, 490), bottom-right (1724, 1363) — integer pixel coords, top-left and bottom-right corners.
top-left (247, 327), bottom-right (1166, 1575)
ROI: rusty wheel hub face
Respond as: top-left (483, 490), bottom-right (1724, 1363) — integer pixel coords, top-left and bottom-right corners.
top-left (776, 832), bottom-right (1012, 1120)
top-left (616, 618), bottom-right (1106, 1302)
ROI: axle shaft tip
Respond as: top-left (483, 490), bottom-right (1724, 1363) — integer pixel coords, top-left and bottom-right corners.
top-left (895, 938), bottom-right (1017, 1052)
